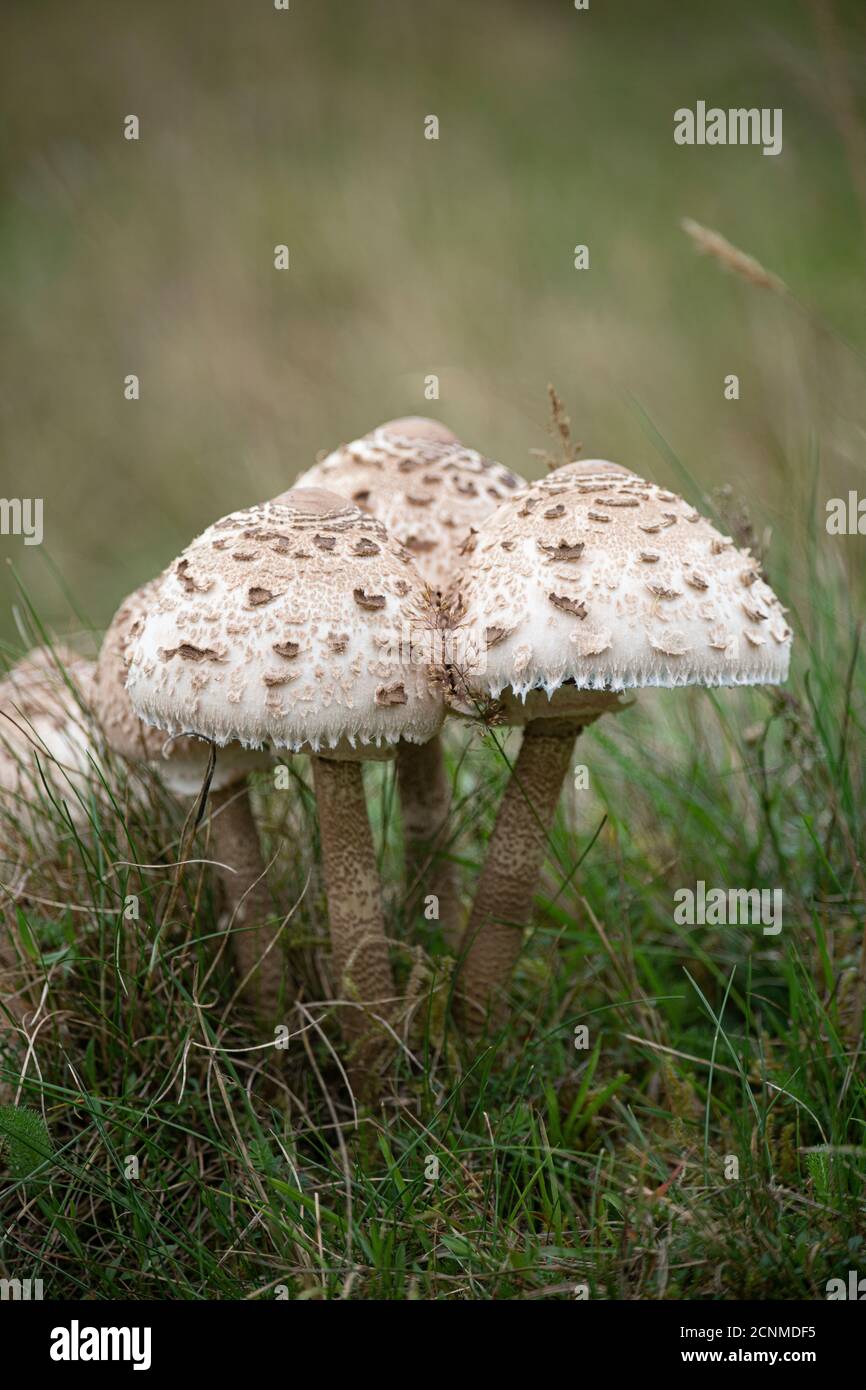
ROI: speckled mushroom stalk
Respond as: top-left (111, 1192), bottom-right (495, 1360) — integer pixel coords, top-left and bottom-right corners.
top-left (311, 756), bottom-right (393, 1049)
top-left (123, 488), bottom-right (445, 1089)
top-left (296, 416), bottom-right (527, 946)
top-left (93, 584), bottom-right (286, 1023)
top-left (394, 738), bottom-right (459, 949)
top-left (457, 713), bottom-right (602, 1033)
top-left (395, 737), bottom-right (462, 943)
top-left (450, 459), bottom-right (793, 1032)
top-left (458, 717), bottom-right (575, 1027)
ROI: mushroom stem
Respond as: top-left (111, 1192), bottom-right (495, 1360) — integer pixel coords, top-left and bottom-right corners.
top-left (396, 737), bottom-right (462, 948)
top-left (456, 718), bottom-right (578, 1034)
top-left (206, 783), bottom-right (290, 1023)
top-left (311, 757), bottom-right (396, 1069)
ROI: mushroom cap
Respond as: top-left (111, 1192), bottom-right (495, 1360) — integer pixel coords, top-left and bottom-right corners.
top-left (295, 418), bottom-right (527, 593)
top-left (0, 645), bottom-right (96, 830)
top-left (125, 489), bottom-right (445, 757)
top-left (95, 582), bottom-right (272, 796)
top-left (378, 416), bottom-right (460, 444)
top-left (450, 459), bottom-right (792, 709)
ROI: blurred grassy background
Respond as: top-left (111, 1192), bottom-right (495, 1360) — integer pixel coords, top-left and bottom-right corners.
top-left (1, 0), bottom-right (865, 648)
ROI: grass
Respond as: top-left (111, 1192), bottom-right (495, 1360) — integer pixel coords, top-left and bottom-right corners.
top-left (1, 463), bottom-right (865, 1299)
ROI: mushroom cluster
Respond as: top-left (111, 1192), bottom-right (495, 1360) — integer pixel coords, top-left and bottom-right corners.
top-left (3, 417), bottom-right (793, 1096)
top-left (297, 417), bottom-right (527, 946)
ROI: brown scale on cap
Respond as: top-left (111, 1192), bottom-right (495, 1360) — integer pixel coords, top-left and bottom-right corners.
top-left (295, 418), bottom-right (528, 595)
top-left (124, 489), bottom-right (444, 758)
top-left (94, 581), bottom-right (272, 796)
top-left (95, 583), bottom-right (174, 766)
top-left (446, 457), bottom-right (792, 714)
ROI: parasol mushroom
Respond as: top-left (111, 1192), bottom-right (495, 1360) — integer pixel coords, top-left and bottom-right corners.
top-left (448, 459), bottom-right (793, 1031)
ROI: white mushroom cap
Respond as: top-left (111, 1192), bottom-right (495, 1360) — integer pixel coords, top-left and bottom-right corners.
top-left (125, 489), bottom-right (445, 758)
top-left (95, 582), bottom-right (272, 796)
top-left (376, 416), bottom-right (460, 445)
top-left (295, 417), bottom-right (527, 594)
top-left (0, 645), bottom-right (96, 833)
top-left (451, 459), bottom-right (792, 710)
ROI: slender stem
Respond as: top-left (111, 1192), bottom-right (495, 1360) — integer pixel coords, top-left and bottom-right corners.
top-left (0, 933), bottom-right (40, 1105)
top-left (396, 736), bottom-right (462, 949)
top-left (311, 757), bottom-right (395, 1071)
top-left (456, 719), bottom-right (578, 1034)
top-left (207, 783), bottom-right (290, 1024)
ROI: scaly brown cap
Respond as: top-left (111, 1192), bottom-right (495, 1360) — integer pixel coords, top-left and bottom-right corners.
top-left (450, 459), bottom-right (792, 713)
top-left (125, 489), bottom-right (445, 757)
top-left (295, 417), bottom-right (526, 593)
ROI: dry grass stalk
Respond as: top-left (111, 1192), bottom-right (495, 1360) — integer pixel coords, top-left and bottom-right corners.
top-left (681, 218), bottom-right (787, 295)
top-left (530, 384), bottom-right (583, 473)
